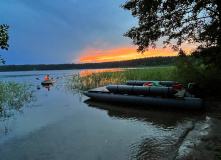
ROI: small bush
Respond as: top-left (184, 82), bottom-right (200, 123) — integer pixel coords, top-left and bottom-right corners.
top-left (173, 47), bottom-right (221, 95)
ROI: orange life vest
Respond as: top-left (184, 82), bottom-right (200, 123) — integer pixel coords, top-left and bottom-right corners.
top-left (143, 82), bottom-right (152, 86)
top-left (45, 76), bottom-right (50, 81)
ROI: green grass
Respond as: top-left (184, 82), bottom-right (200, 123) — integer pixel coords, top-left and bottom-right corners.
top-left (215, 150), bottom-right (221, 159)
top-left (67, 66), bottom-right (175, 91)
top-left (124, 66), bottom-right (174, 81)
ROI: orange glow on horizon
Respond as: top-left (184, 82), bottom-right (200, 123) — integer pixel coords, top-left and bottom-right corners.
top-left (77, 47), bottom-right (192, 63)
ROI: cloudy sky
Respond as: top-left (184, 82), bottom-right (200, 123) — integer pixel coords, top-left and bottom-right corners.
top-left (0, 0), bottom-right (192, 65)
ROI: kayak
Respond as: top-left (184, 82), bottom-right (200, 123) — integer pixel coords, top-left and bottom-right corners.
top-left (41, 80), bottom-right (55, 85)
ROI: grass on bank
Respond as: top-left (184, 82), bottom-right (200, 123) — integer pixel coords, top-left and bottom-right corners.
top-left (67, 53), bottom-right (221, 96)
top-left (67, 66), bottom-right (175, 91)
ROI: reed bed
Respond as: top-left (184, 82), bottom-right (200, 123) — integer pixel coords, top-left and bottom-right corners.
top-left (67, 66), bottom-right (175, 91)
top-left (0, 81), bottom-right (34, 117)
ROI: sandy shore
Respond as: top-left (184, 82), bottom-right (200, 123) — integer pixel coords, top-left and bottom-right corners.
top-left (175, 98), bottom-right (221, 160)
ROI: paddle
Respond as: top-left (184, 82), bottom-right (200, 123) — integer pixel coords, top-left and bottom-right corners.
top-left (36, 77), bottom-right (59, 80)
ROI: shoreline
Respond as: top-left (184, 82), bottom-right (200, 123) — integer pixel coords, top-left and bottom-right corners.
top-left (174, 98), bottom-right (221, 159)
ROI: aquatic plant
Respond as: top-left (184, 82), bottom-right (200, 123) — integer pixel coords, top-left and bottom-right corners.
top-left (68, 67), bottom-right (175, 91)
top-left (0, 81), bottom-right (35, 118)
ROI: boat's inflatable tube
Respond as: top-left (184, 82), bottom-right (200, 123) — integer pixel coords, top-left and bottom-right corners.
top-left (41, 80), bottom-right (55, 85)
top-left (83, 91), bottom-right (203, 110)
top-left (106, 85), bottom-right (178, 97)
top-left (126, 81), bottom-right (179, 87)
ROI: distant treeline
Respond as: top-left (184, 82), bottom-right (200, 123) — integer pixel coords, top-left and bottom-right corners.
top-left (0, 56), bottom-right (176, 72)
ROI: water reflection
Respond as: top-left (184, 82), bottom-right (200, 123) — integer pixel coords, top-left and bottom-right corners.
top-left (84, 99), bottom-right (204, 159)
top-left (84, 99), bottom-right (198, 128)
top-left (37, 84), bottom-right (54, 91)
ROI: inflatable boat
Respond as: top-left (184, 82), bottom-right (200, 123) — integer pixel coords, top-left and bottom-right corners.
top-left (126, 80), bottom-right (179, 87)
top-left (41, 80), bottom-right (55, 85)
top-left (83, 82), bottom-right (203, 110)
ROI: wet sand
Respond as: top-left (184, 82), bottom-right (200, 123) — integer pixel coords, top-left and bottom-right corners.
top-left (175, 97), bottom-right (221, 160)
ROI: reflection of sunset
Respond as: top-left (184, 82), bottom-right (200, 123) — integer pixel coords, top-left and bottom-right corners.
top-left (76, 68), bottom-right (127, 88)
top-left (78, 47), bottom-right (184, 63)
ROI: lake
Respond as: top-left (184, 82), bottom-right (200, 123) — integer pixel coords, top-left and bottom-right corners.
top-left (0, 69), bottom-right (206, 160)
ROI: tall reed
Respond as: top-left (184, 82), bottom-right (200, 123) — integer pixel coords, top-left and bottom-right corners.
top-left (67, 67), bottom-right (175, 91)
top-left (0, 81), bottom-right (34, 117)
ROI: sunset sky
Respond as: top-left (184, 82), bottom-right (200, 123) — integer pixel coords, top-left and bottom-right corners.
top-left (1, 0), bottom-right (195, 65)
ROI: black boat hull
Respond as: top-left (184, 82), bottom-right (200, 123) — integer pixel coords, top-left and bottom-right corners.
top-left (83, 91), bottom-right (203, 110)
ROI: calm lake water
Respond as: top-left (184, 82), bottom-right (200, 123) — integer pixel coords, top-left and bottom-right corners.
top-left (0, 69), bottom-right (205, 160)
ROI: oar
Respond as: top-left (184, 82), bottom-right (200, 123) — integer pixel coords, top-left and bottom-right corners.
top-left (36, 77), bottom-right (58, 80)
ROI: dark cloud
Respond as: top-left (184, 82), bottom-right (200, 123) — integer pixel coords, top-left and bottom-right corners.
top-left (0, 0), bottom-right (137, 64)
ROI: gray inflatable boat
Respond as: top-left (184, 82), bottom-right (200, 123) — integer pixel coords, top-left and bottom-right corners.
top-left (83, 85), bottom-right (203, 110)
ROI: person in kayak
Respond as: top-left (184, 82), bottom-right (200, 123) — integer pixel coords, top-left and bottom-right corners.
top-left (45, 75), bottom-right (50, 81)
